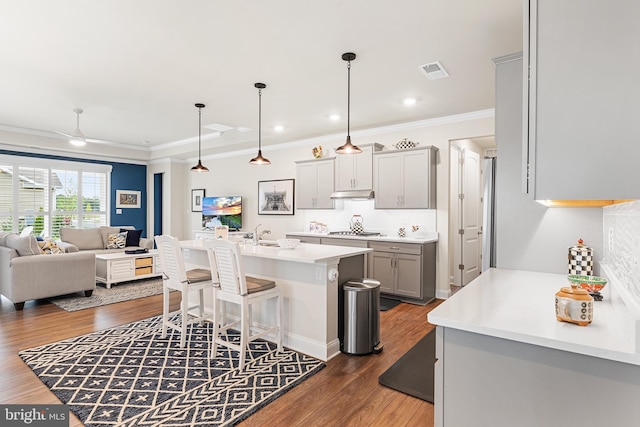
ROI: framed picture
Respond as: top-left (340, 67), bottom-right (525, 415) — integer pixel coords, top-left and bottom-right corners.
top-left (191, 189), bottom-right (205, 212)
top-left (115, 190), bottom-right (141, 208)
top-left (258, 179), bottom-right (294, 215)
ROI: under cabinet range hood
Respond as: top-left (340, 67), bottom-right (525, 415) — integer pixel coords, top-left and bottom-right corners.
top-left (330, 190), bottom-right (375, 199)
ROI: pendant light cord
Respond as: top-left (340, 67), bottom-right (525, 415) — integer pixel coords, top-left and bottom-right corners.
top-left (198, 106), bottom-right (202, 159)
top-left (347, 60), bottom-right (351, 138)
top-left (258, 87), bottom-right (262, 151)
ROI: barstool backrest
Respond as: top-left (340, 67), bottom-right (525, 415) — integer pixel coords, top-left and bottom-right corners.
top-left (207, 239), bottom-right (248, 296)
top-left (155, 235), bottom-right (188, 284)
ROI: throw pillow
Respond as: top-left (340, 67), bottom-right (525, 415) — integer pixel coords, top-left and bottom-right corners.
top-left (5, 234), bottom-right (41, 256)
top-left (38, 239), bottom-right (62, 254)
top-left (120, 228), bottom-right (143, 247)
top-left (107, 232), bottom-right (127, 249)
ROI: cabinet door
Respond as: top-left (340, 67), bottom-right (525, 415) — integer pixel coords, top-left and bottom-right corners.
top-left (335, 154), bottom-right (355, 191)
top-left (526, 0), bottom-right (640, 200)
top-left (401, 150), bottom-right (430, 208)
top-left (353, 145), bottom-right (374, 190)
top-left (368, 251), bottom-right (395, 294)
top-left (374, 153), bottom-right (402, 208)
top-left (314, 160), bottom-right (335, 209)
top-left (395, 253), bottom-right (422, 299)
top-left (296, 162), bottom-right (318, 209)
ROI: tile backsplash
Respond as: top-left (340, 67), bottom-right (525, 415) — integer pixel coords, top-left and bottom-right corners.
top-left (603, 200), bottom-right (640, 307)
top-left (301, 199), bottom-right (437, 236)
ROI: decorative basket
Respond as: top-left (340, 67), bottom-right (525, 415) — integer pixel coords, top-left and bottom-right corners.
top-left (393, 138), bottom-right (418, 150)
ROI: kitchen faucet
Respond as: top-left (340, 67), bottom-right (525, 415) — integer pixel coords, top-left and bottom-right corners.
top-left (252, 224), bottom-right (271, 246)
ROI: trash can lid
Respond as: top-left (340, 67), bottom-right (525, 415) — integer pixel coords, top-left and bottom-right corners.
top-left (344, 278), bottom-right (381, 290)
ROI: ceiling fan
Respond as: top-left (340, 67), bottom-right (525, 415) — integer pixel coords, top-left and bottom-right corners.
top-left (55, 108), bottom-right (108, 146)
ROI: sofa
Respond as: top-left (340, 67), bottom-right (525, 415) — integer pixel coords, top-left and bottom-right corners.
top-left (57, 226), bottom-right (153, 254)
top-left (0, 232), bottom-right (96, 310)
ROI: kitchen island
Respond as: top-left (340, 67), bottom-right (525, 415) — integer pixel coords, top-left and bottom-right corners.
top-left (428, 268), bottom-right (640, 427)
top-left (180, 240), bottom-right (372, 361)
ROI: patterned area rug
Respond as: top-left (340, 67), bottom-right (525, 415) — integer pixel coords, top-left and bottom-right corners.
top-left (48, 278), bottom-right (165, 312)
top-left (19, 315), bottom-right (325, 426)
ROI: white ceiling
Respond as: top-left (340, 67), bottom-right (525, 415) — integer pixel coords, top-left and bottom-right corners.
top-left (0, 0), bottom-right (522, 162)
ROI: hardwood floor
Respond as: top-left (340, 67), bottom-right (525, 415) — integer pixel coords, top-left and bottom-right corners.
top-left (0, 292), bottom-right (441, 426)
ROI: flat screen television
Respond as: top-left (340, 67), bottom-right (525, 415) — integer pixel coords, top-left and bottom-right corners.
top-left (202, 196), bottom-right (242, 231)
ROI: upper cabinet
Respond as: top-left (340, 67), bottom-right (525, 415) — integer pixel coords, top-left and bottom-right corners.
top-left (373, 146), bottom-right (437, 209)
top-left (296, 158), bottom-right (335, 209)
top-left (524, 0), bottom-right (640, 200)
top-left (335, 143), bottom-right (383, 191)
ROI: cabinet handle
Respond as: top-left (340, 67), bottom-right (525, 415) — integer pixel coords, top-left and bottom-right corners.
top-left (390, 246), bottom-right (400, 250)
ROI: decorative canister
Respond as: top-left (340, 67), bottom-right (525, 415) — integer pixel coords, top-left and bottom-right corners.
top-left (555, 284), bottom-right (593, 326)
top-left (393, 138), bottom-right (418, 150)
top-left (568, 239), bottom-right (594, 276)
top-left (350, 214), bottom-right (364, 234)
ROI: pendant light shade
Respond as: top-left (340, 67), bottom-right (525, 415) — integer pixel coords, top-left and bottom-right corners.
top-left (191, 103), bottom-right (209, 172)
top-left (336, 52), bottom-right (362, 155)
top-left (249, 83), bottom-right (271, 165)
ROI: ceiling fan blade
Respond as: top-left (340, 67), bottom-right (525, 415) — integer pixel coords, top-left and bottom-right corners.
top-left (85, 137), bottom-right (110, 144)
top-left (54, 130), bottom-right (73, 138)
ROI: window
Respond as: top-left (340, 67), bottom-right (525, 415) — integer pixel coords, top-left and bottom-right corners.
top-left (0, 155), bottom-right (111, 238)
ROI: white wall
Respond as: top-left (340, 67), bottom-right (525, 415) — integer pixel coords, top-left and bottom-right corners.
top-left (170, 112), bottom-right (495, 299)
top-left (494, 55), bottom-right (603, 275)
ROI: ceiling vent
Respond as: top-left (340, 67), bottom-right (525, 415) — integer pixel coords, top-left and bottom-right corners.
top-left (419, 61), bottom-right (449, 80)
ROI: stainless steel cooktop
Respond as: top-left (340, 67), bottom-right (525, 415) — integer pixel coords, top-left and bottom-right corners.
top-left (328, 231), bottom-right (382, 236)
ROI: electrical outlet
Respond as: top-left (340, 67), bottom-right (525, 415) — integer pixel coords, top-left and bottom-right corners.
top-left (183, 248), bottom-right (190, 259)
top-left (633, 237), bottom-right (640, 277)
top-left (608, 228), bottom-right (615, 253)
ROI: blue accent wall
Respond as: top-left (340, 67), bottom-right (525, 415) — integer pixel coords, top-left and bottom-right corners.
top-left (110, 162), bottom-right (147, 233)
top-left (154, 173), bottom-right (163, 236)
top-left (0, 149), bottom-right (148, 236)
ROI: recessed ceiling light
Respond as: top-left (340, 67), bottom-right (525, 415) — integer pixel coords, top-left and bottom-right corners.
top-left (403, 98), bottom-right (417, 106)
top-left (274, 125), bottom-right (284, 132)
top-left (329, 114), bottom-right (340, 121)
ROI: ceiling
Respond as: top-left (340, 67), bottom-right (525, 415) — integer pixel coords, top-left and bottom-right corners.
top-left (0, 1), bottom-right (522, 162)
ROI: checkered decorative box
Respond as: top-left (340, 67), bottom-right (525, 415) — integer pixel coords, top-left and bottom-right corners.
top-left (568, 240), bottom-right (594, 276)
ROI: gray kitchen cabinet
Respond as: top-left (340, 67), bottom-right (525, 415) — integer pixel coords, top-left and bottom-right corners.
top-left (373, 146), bottom-right (437, 209)
top-left (295, 158), bottom-right (335, 209)
top-left (524, 0), bottom-right (640, 200)
top-left (367, 241), bottom-right (435, 302)
top-left (335, 143), bottom-right (382, 191)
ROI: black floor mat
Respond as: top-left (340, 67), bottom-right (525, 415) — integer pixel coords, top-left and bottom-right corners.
top-left (380, 297), bottom-right (401, 311)
top-left (378, 329), bottom-right (435, 402)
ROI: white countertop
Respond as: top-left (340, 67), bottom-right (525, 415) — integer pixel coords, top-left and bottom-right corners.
top-left (286, 231), bottom-right (438, 244)
top-left (428, 268), bottom-right (640, 365)
top-left (180, 239), bottom-right (372, 264)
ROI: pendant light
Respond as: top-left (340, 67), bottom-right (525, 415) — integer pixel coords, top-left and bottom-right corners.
top-left (335, 52), bottom-right (362, 154)
top-left (249, 83), bottom-right (271, 165)
top-left (191, 103), bottom-right (209, 172)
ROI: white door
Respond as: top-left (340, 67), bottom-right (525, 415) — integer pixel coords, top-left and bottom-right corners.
top-left (461, 149), bottom-right (481, 285)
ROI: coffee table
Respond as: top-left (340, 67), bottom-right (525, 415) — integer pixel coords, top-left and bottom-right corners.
top-left (95, 250), bottom-right (162, 288)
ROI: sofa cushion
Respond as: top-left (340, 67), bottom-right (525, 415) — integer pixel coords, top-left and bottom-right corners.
top-left (100, 226), bottom-right (122, 249)
top-left (121, 228), bottom-right (143, 247)
top-left (38, 239), bottom-right (62, 254)
top-left (107, 232), bottom-right (127, 249)
top-left (0, 231), bottom-right (12, 246)
top-left (5, 234), bottom-right (41, 256)
top-left (60, 227), bottom-right (103, 250)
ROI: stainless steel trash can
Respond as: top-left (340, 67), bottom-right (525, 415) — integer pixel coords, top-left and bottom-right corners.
top-left (340, 278), bottom-right (383, 355)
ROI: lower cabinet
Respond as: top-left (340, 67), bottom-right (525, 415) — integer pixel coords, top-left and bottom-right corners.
top-left (285, 234), bottom-right (436, 304)
top-left (368, 242), bottom-right (422, 299)
top-left (368, 241), bottom-right (436, 303)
